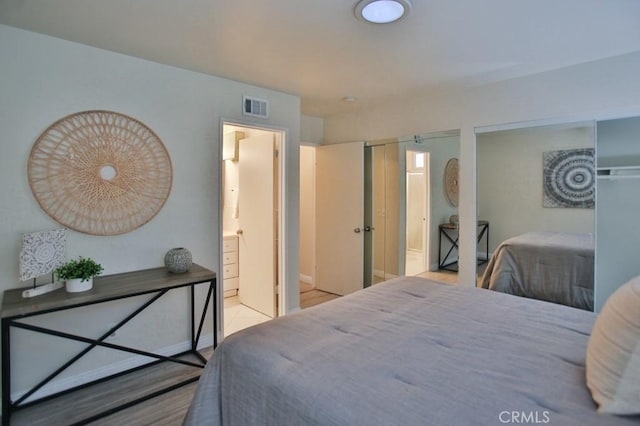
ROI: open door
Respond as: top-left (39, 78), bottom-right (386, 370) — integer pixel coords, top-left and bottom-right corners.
top-left (405, 150), bottom-right (429, 275)
top-left (238, 133), bottom-right (276, 317)
top-left (315, 142), bottom-right (364, 295)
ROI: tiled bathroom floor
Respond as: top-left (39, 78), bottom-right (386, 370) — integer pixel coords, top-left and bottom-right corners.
top-left (223, 296), bottom-right (271, 337)
top-left (223, 283), bottom-right (340, 337)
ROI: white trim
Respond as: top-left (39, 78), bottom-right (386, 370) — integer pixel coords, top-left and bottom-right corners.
top-left (277, 129), bottom-right (288, 316)
top-left (473, 104), bottom-right (640, 136)
top-left (299, 274), bottom-right (313, 284)
top-left (12, 335), bottom-right (214, 403)
top-left (475, 117), bottom-right (593, 134)
top-left (218, 118), bottom-right (290, 339)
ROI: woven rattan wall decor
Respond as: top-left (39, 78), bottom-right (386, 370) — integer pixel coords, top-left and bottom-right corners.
top-left (444, 157), bottom-right (459, 207)
top-left (28, 110), bottom-right (172, 236)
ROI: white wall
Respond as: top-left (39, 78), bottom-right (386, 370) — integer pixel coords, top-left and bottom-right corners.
top-left (477, 124), bottom-right (595, 254)
top-left (0, 25), bottom-right (300, 399)
top-left (299, 146), bottom-right (316, 284)
top-left (324, 51), bottom-right (640, 286)
top-left (299, 116), bottom-right (322, 284)
top-left (301, 115), bottom-right (324, 144)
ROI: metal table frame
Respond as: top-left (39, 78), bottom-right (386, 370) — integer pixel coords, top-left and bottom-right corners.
top-left (438, 221), bottom-right (490, 272)
top-left (1, 264), bottom-right (216, 425)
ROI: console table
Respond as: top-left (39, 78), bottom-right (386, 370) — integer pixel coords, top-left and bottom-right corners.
top-left (1, 263), bottom-right (216, 425)
top-left (438, 221), bottom-right (489, 272)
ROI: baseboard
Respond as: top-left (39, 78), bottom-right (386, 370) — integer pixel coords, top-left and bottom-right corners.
top-left (384, 273), bottom-right (399, 280)
top-left (374, 269), bottom-right (385, 278)
top-left (299, 274), bottom-right (313, 285)
top-left (477, 251), bottom-right (493, 260)
top-left (13, 335), bottom-right (214, 403)
top-left (427, 254), bottom-right (489, 273)
top-left (436, 256), bottom-right (459, 270)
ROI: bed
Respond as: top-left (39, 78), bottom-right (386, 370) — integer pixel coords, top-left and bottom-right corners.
top-left (184, 276), bottom-right (638, 426)
top-left (478, 231), bottom-right (594, 310)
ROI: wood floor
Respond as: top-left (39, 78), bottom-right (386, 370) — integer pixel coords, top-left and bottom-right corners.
top-left (8, 348), bottom-right (214, 426)
top-left (299, 286), bottom-right (340, 309)
top-left (6, 286), bottom-right (340, 425)
top-left (416, 263), bottom-right (488, 285)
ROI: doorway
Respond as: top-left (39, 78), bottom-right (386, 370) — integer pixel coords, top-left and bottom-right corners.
top-left (405, 150), bottom-right (430, 275)
top-left (220, 121), bottom-right (285, 337)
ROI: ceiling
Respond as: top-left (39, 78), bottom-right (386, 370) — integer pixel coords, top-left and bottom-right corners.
top-left (1, 0), bottom-right (640, 117)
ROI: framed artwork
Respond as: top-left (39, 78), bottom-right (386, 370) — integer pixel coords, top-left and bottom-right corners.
top-left (20, 229), bottom-right (67, 281)
top-left (543, 148), bottom-right (595, 208)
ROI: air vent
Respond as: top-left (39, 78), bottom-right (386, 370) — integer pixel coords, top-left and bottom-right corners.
top-left (243, 96), bottom-right (269, 119)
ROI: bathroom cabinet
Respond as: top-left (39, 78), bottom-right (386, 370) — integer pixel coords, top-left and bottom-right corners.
top-left (223, 234), bottom-right (239, 297)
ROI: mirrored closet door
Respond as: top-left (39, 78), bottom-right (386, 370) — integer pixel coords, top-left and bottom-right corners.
top-left (364, 132), bottom-right (460, 286)
top-left (595, 116), bottom-right (640, 311)
top-left (476, 121), bottom-right (597, 310)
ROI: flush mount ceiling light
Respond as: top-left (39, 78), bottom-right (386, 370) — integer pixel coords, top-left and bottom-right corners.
top-left (355, 0), bottom-right (412, 24)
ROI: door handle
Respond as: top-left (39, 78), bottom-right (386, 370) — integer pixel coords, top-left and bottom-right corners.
top-left (354, 227), bottom-right (361, 233)
top-left (236, 229), bottom-right (244, 235)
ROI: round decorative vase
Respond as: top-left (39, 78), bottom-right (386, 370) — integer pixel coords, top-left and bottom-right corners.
top-left (164, 247), bottom-right (192, 273)
top-left (66, 277), bottom-right (93, 293)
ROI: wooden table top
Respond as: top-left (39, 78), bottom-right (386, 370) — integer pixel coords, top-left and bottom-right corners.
top-left (2, 264), bottom-right (216, 319)
top-left (439, 220), bottom-right (489, 230)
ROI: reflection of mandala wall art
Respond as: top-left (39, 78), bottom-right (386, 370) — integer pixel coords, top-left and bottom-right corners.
top-left (543, 148), bottom-right (595, 208)
top-left (444, 158), bottom-right (459, 207)
top-left (20, 229), bottom-right (67, 281)
top-left (28, 111), bottom-right (173, 235)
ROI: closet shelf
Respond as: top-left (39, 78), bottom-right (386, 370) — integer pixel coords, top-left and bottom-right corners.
top-left (597, 166), bottom-right (640, 180)
top-left (597, 156), bottom-right (640, 180)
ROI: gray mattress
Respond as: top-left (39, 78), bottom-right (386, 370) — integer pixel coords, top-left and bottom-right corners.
top-left (478, 231), bottom-right (594, 310)
top-left (185, 276), bottom-right (638, 426)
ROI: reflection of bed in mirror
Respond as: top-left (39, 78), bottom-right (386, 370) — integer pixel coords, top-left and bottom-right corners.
top-left (479, 231), bottom-right (594, 310)
top-left (185, 276), bottom-right (637, 425)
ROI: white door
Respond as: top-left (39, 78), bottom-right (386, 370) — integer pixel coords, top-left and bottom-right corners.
top-left (315, 142), bottom-right (364, 295)
top-left (405, 150), bottom-right (430, 275)
top-left (238, 133), bottom-right (276, 317)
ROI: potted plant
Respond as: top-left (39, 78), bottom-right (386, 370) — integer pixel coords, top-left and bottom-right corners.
top-left (55, 257), bottom-right (104, 293)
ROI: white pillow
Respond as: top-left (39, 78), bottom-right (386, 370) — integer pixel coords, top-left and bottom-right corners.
top-left (586, 276), bottom-right (640, 414)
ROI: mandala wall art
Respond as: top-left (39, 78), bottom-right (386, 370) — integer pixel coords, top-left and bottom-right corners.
top-left (543, 148), bottom-right (595, 208)
top-left (28, 110), bottom-right (173, 235)
top-left (19, 229), bottom-right (67, 281)
top-left (444, 158), bottom-right (459, 207)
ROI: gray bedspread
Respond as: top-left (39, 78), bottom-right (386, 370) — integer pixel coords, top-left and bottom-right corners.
top-left (478, 231), bottom-right (594, 310)
top-left (185, 277), bottom-right (638, 426)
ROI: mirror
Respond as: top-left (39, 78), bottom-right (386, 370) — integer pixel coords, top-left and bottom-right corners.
top-left (595, 116), bottom-right (640, 310)
top-left (476, 121), bottom-right (596, 310)
top-left (364, 131), bottom-right (461, 285)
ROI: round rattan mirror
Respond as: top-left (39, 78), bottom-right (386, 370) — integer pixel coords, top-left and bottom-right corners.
top-left (28, 110), bottom-right (172, 235)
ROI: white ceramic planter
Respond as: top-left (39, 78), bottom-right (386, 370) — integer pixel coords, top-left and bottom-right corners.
top-left (65, 277), bottom-right (93, 293)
